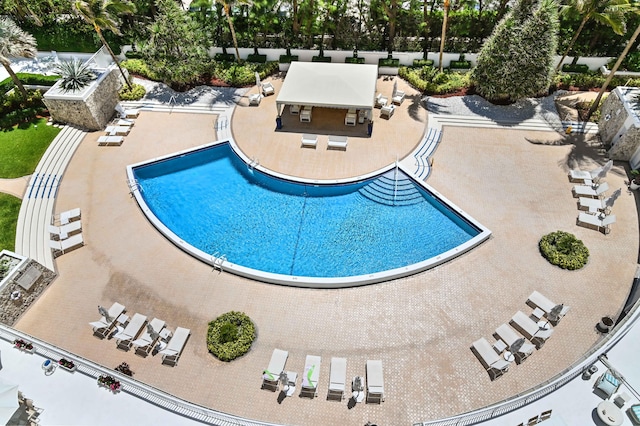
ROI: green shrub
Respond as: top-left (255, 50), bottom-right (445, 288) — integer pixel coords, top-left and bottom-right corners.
top-left (345, 57), bottom-right (365, 64)
top-left (413, 59), bottom-right (434, 67)
top-left (121, 59), bottom-right (159, 81)
top-left (279, 55), bottom-right (298, 63)
top-left (379, 58), bottom-right (400, 67)
top-left (209, 61), bottom-right (279, 86)
top-left (449, 60), bottom-right (472, 69)
top-left (539, 231), bottom-right (589, 270)
top-left (247, 54), bottom-right (267, 63)
top-left (207, 311), bottom-right (256, 362)
top-left (119, 83), bottom-right (146, 101)
top-left (124, 50), bottom-right (144, 59)
top-left (312, 55), bottom-right (332, 62)
top-left (214, 53), bottom-right (237, 62)
top-left (399, 66), bottom-right (470, 95)
top-left (561, 64), bottom-right (589, 74)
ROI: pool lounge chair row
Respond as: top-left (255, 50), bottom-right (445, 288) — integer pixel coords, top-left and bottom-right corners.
top-left (49, 209), bottom-right (84, 256)
top-left (570, 165), bottom-right (618, 234)
top-left (301, 134), bottom-right (348, 150)
top-left (261, 349), bottom-right (384, 403)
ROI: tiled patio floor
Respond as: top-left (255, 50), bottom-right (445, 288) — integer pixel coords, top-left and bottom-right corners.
top-left (11, 78), bottom-right (640, 425)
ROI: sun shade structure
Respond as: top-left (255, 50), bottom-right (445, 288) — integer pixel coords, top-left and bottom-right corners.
top-left (275, 62), bottom-right (378, 116)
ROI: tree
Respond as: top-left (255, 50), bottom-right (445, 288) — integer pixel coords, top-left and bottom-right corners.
top-left (72, 0), bottom-right (136, 90)
top-left (438, 0), bottom-right (450, 71)
top-left (215, 0), bottom-right (252, 62)
top-left (586, 21), bottom-right (640, 119)
top-left (142, 0), bottom-right (211, 88)
top-left (0, 17), bottom-right (37, 99)
top-left (555, 0), bottom-right (631, 72)
top-left (472, 0), bottom-right (559, 102)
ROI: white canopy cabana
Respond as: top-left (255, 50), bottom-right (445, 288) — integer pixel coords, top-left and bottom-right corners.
top-left (275, 62), bottom-right (378, 118)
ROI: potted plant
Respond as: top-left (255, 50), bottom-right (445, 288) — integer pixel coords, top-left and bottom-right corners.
top-left (97, 375), bottom-right (121, 392)
top-left (114, 362), bottom-right (133, 377)
top-left (13, 338), bottom-right (35, 353)
top-left (58, 358), bottom-right (77, 372)
top-left (630, 170), bottom-right (640, 190)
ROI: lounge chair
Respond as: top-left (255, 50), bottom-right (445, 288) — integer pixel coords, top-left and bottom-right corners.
top-left (115, 104), bottom-right (139, 118)
top-left (366, 360), bottom-right (385, 403)
top-left (114, 313), bottom-right (147, 350)
top-left (569, 165), bottom-right (604, 183)
top-left (98, 135), bottom-right (124, 146)
top-left (594, 370), bottom-right (621, 399)
top-left (58, 207), bottom-right (81, 225)
top-left (261, 348), bottom-right (288, 391)
top-left (48, 221), bottom-right (82, 240)
top-left (495, 324), bottom-right (536, 364)
top-left (527, 291), bottom-right (570, 324)
top-left (392, 90), bottom-right (406, 105)
top-left (261, 82), bottom-right (275, 96)
top-left (116, 119), bottom-right (134, 127)
top-left (381, 104), bottom-right (395, 118)
top-left (328, 135), bottom-right (348, 150)
top-left (579, 196), bottom-right (610, 213)
top-left (375, 93), bottom-right (388, 108)
top-left (301, 134), bottom-right (318, 148)
top-left (132, 317), bottom-right (166, 356)
top-left (248, 93), bottom-right (261, 106)
top-left (471, 338), bottom-right (511, 380)
top-left (104, 126), bottom-right (130, 136)
top-left (328, 357), bottom-right (347, 401)
top-left (572, 181), bottom-right (609, 198)
top-left (160, 326), bottom-right (190, 366)
top-left (301, 355), bottom-right (321, 398)
top-left (89, 302), bottom-right (125, 338)
top-left (49, 233), bottom-right (84, 256)
top-left (577, 212), bottom-right (616, 234)
top-left (510, 311), bottom-right (553, 349)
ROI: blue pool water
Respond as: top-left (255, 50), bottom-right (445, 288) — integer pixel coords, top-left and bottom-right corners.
top-left (133, 143), bottom-right (480, 279)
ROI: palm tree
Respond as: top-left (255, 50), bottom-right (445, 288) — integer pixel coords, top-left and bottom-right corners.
top-left (586, 21), bottom-right (640, 120)
top-left (555, 0), bottom-right (631, 72)
top-left (72, 0), bottom-right (136, 90)
top-left (215, 0), bottom-right (252, 63)
top-left (0, 17), bottom-right (37, 99)
top-left (439, 0), bottom-right (450, 72)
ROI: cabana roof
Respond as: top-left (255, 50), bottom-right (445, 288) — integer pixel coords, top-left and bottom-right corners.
top-left (276, 62), bottom-right (378, 113)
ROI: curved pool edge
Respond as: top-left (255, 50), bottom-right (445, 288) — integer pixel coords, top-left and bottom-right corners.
top-left (126, 139), bottom-right (492, 288)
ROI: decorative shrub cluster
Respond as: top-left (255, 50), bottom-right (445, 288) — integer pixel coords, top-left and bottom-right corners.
top-left (14, 339), bottom-right (33, 350)
top-left (121, 59), bottom-right (160, 81)
top-left (119, 83), bottom-right (146, 101)
top-left (400, 66), bottom-right (470, 95)
top-left (278, 55), bottom-right (298, 64)
top-left (207, 311), bottom-right (256, 362)
top-left (0, 90), bottom-right (46, 129)
top-left (59, 358), bottom-right (75, 369)
top-left (97, 375), bottom-right (121, 391)
top-left (561, 64), bottom-right (589, 74)
top-left (539, 231), bottom-right (589, 270)
top-left (379, 58), bottom-right (400, 67)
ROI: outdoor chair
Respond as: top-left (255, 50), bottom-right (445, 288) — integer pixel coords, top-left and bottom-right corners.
top-left (594, 370), bottom-right (621, 399)
top-left (510, 311), bottom-right (553, 349)
top-left (57, 208), bottom-right (81, 225)
top-left (539, 409), bottom-right (552, 421)
top-left (579, 196), bottom-right (611, 214)
top-left (375, 93), bottom-right (388, 108)
top-left (366, 360), bottom-right (385, 403)
top-left (572, 181), bottom-right (609, 198)
top-left (49, 233), bottom-right (84, 256)
top-left (526, 291), bottom-right (570, 324)
top-left (471, 338), bottom-right (511, 380)
top-left (261, 82), bottom-right (275, 96)
top-left (494, 323), bottom-right (536, 364)
top-left (301, 134), bottom-right (318, 148)
top-left (114, 313), bottom-right (147, 351)
top-left (629, 404), bottom-right (640, 424)
top-left (116, 118), bottom-right (134, 127)
top-left (160, 327), bottom-right (191, 366)
top-left (261, 348), bottom-right (289, 391)
top-left (328, 135), bottom-right (348, 150)
top-left (577, 212), bottom-right (616, 234)
top-left (104, 126), bottom-right (130, 136)
top-left (98, 135), bottom-right (124, 146)
top-left (381, 104), bottom-right (395, 119)
top-left (132, 317), bottom-right (166, 356)
top-left (569, 165), bottom-right (603, 183)
top-left (392, 89), bottom-right (406, 105)
top-left (48, 221), bottom-right (82, 240)
top-left (89, 302), bottom-right (125, 338)
top-left (300, 355), bottom-right (321, 398)
top-left (327, 357), bottom-right (347, 401)
top-left (115, 104), bottom-right (139, 118)
top-left (248, 93), bottom-right (261, 106)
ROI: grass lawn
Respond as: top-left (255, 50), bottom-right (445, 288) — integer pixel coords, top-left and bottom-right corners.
top-left (0, 193), bottom-right (21, 252)
top-left (0, 118), bottom-right (60, 178)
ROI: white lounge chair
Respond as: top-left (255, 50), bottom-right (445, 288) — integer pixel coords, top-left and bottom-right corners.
top-left (375, 93), bottom-right (388, 108)
top-left (104, 126), bottom-right (130, 136)
top-left (577, 212), bottom-right (616, 234)
top-left (262, 348), bottom-right (288, 391)
top-left (114, 313), bottom-right (147, 350)
top-left (48, 221), bottom-right (82, 240)
top-left (98, 135), bottom-right (124, 146)
top-left (495, 324), bottom-right (536, 363)
top-left (328, 357), bottom-right (347, 400)
top-left (511, 311), bottom-right (553, 349)
top-left (301, 355), bottom-right (321, 398)
top-left (160, 326), bottom-right (191, 366)
top-left (392, 90), bottom-right (405, 105)
top-left (89, 302), bottom-right (125, 338)
top-left (579, 196), bottom-right (608, 213)
top-left (132, 318), bottom-right (166, 356)
top-left (572, 181), bottom-right (609, 198)
top-left (115, 104), bottom-right (139, 118)
top-left (328, 135), bottom-right (348, 150)
top-left (261, 82), bottom-right (275, 96)
top-left (527, 291), bottom-right (571, 323)
top-left (569, 165), bottom-right (603, 183)
top-left (116, 119), bottom-right (134, 127)
top-left (49, 233), bottom-right (84, 255)
top-left (58, 207), bottom-right (81, 225)
top-left (471, 338), bottom-right (511, 380)
top-left (301, 134), bottom-right (318, 148)
top-left (248, 93), bottom-right (261, 106)
top-left (366, 360), bottom-right (385, 403)
top-left (381, 104), bottom-right (395, 118)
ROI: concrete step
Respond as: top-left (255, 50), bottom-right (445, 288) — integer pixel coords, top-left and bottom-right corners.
top-left (120, 101), bottom-right (228, 115)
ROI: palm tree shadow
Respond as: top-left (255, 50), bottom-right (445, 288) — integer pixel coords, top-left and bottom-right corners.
top-left (525, 131), bottom-right (611, 174)
top-left (406, 94), bottom-right (425, 123)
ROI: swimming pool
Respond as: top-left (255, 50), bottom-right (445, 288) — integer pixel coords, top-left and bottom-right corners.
top-left (128, 141), bottom-right (490, 287)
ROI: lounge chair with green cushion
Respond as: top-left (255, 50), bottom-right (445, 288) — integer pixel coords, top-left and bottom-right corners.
top-left (300, 355), bottom-right (321, 398)
top-left (261, 348), bottom-right (288, 391)
top-left (594, 370), bottom-right (621, 399)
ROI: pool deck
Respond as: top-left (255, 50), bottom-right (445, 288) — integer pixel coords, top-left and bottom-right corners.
top-left (7, 76), bottom-right (640, 425)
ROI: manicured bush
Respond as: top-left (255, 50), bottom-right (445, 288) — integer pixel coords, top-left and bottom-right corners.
top-left (379, 58), bottom-right (400, 67)
top-left (209, 61), bottom-right (279, 86)
top-left (399, 66), bottom-right (470, 95)
top-left (345, 57), bottom-right (365, 64)
top-left (119, 83), bottom-right (146, 101)
top-left (247, 54), bottom-right (267, 63)
top-left (539, 231), bottom-right (589, 270)
top-left (312, 55), bottom-right (332, 62)
top-left (279, 55), bottom-right (298, 63)
top-left (413, 59), bottom-right (434, 67)
top-left (561, 64), bottom-right (589, 74)
top-left (214, 53), bottom-right (237, 62)
top-left (449, 60), bottom-right (472, 69)
top-left (121, 59), bottom-right (159, 81)
top-left (207, 311), bottom-right (256, 362)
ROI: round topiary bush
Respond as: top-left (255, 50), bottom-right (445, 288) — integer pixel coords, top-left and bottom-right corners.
top-left (539, 231), bottom-right (589, 270)
top-left (119, 83), bottom-right (146, 101)
top-left (207, 311), bottom-right (256, 362)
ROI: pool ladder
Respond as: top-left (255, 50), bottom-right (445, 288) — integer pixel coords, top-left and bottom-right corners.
top-left (127, 178), bottom-right (142, 195)
top-left (248, 158), bottom-right (259, 171)
top-left (212, 253), bottom-right (227, 272)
